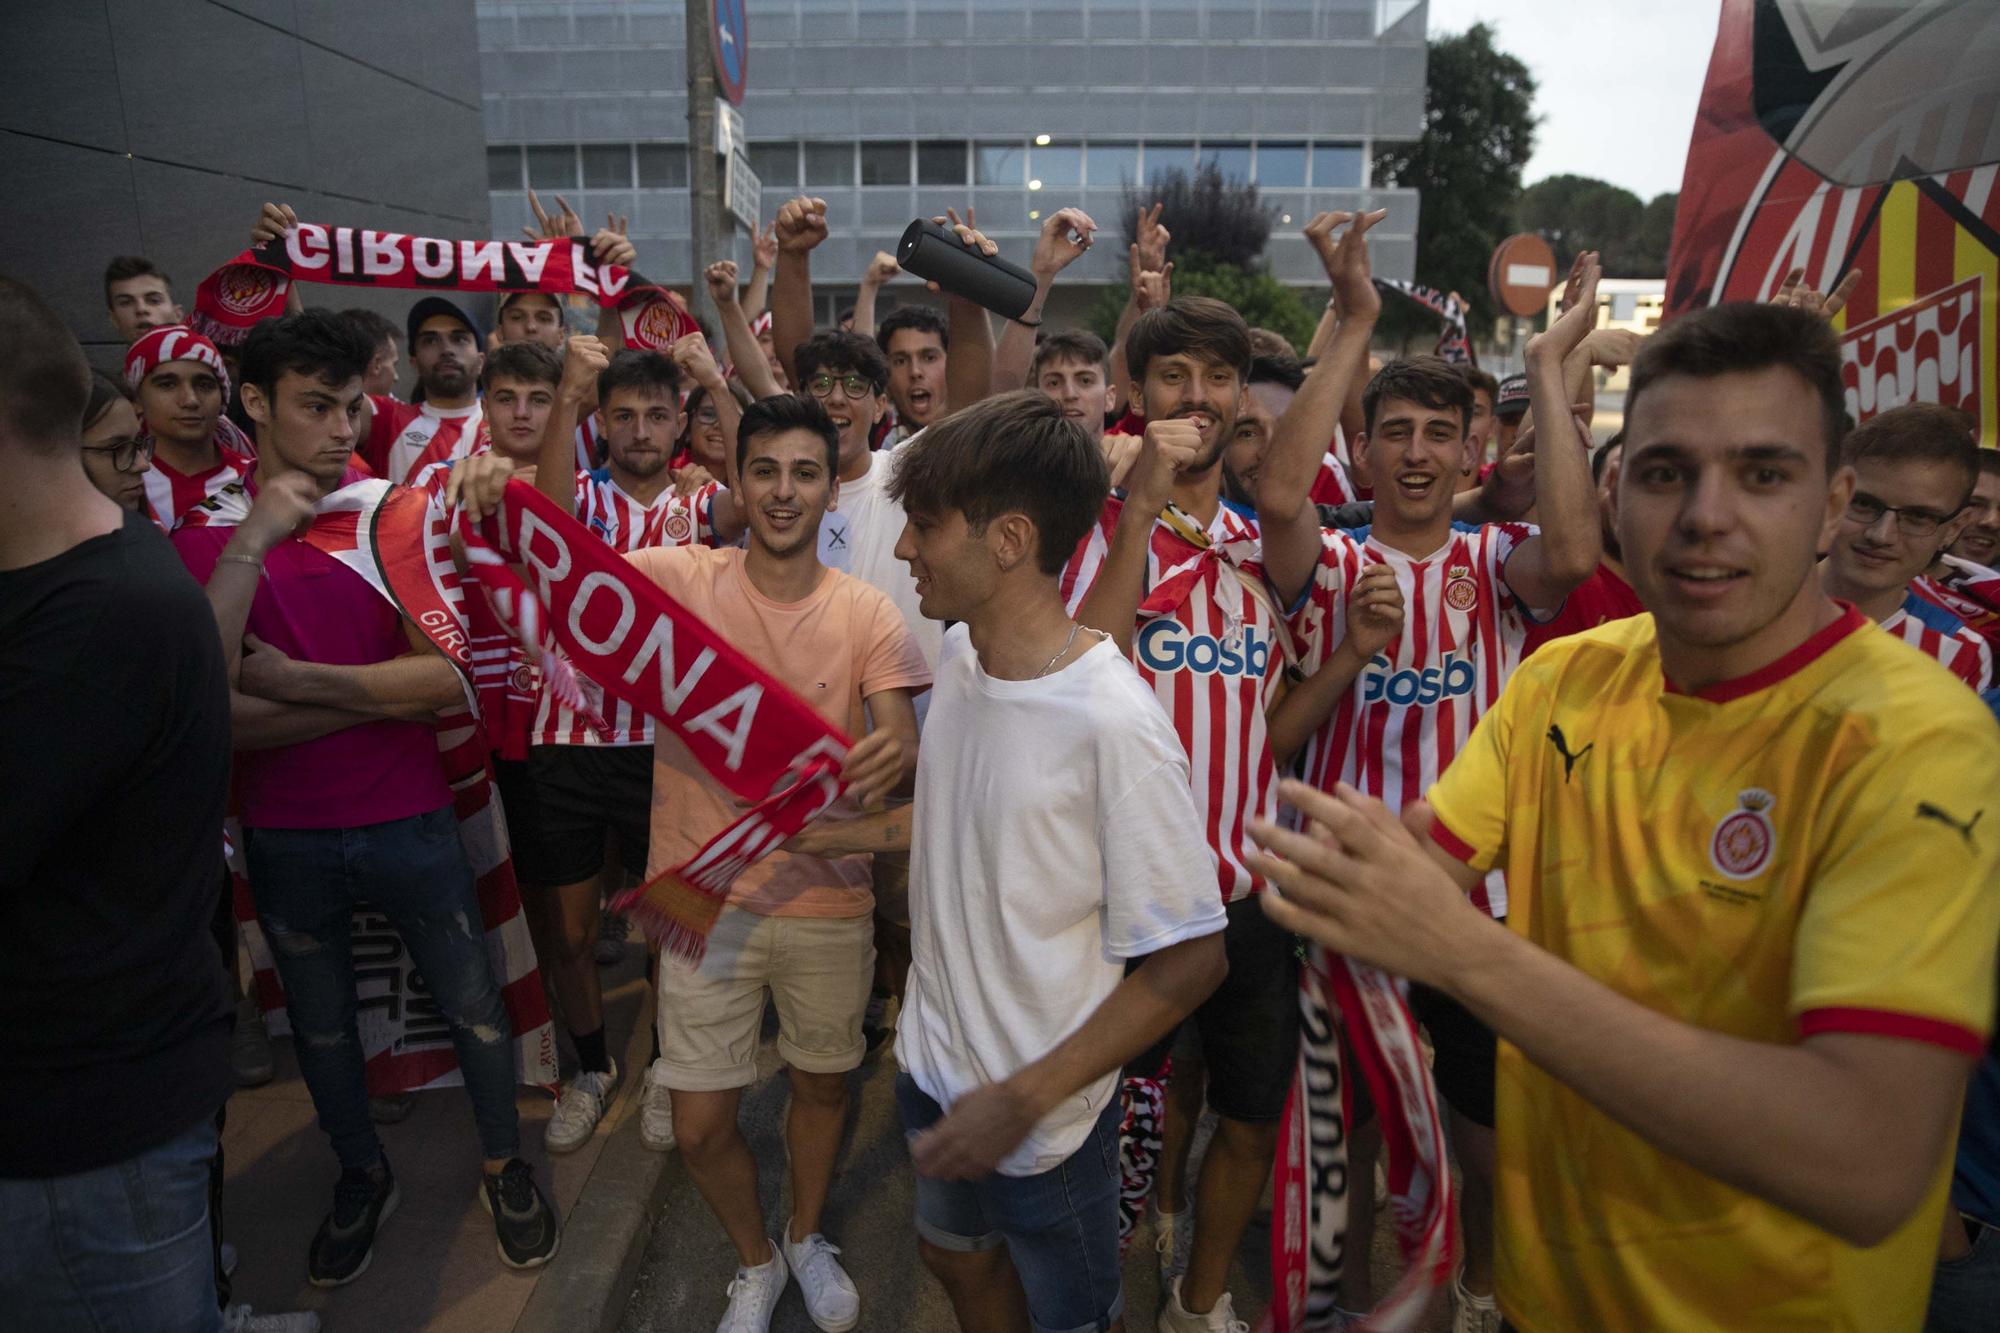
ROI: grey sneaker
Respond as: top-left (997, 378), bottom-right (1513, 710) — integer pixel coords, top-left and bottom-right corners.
top-left (639, 1070), bottom-right (677, 1151)
top-left (545, 1060), bottom-right (620, 1153)
top-left (307, 1156), bottom-right (397, 1287)
top-left (479, 1158), bottom-right (560, 1269)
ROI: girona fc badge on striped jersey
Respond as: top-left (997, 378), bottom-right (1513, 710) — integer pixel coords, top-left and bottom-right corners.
top-left (1711, 788), bottom-right (1777, 880)
top-left (664, 511), bottom-right (693, 543)
top-left (1444, 564), bottom-right (1478, 613)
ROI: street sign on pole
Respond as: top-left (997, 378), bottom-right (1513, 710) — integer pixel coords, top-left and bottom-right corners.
top-left (725, 148), bottom-right (761, 232)
top-left (712, 0), bottom-right (747, 106)
top-left (715, 99), bottom-right (745, 158)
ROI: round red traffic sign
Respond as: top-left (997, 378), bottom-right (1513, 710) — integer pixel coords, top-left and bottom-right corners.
top-left (1487, 233), bottom-right (1559, 317)
top-left (712, 0), bottom-right (747, 105)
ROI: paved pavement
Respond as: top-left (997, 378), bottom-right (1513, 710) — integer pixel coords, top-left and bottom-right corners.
top-left (617, 1021), bottom-right (1454, 1332)
top-left (218, 939), bottom-right (656, 1332)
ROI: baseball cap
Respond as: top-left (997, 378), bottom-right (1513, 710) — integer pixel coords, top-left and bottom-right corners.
top-left (1496, 373), bottom-right (1530, 418)
top-left (497, 290), bottom-right (565, 318)
top-left (405, 295), bottom-right (484, 352)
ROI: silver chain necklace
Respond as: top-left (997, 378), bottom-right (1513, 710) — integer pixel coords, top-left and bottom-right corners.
top-left (1035, 621), bottom-right (1086, 678)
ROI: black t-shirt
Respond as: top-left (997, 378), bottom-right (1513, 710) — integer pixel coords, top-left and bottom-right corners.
top-left (0, 512), bottom-right (234, 1176)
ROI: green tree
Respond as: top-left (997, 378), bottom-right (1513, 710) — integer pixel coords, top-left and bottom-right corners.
top-left (1089, 252), bottom-right (1318, 353)
top-left (1636, 191), bottom-right (1680, 276)
top-left (1371, 22), bottom-right (1537, 344)
top-left (1516, 176), bottom-right (1681, 276)
top-left (1087, 164), bottom-right (1316, 352)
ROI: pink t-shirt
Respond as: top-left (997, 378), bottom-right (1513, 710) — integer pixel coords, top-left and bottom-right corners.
top-left (624, 546), bottom-right (932, 917)
top-left (173, 517), bottom-right (451, 830)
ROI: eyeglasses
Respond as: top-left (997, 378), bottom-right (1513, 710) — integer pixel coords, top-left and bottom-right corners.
top-left (81, 435), bottom-right (155, 474)
top-left (693, 404), bottom-right (720, 425)
top-left (805, 373), bottom-right (875, 402)
top-left (1846, 492), bottom-right (1960, 537)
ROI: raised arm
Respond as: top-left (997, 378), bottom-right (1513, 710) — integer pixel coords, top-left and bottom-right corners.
top-left (770, 195), bottom-right (828, 388)
top-left (1074, 420), bottom-right (1198, 657)
top-left (1500, 257), bottom-right (1606, 609)
top-left (1108, 204), bottom-right (1171, 419)
top-left (852, 250), bottom-right (898, 349)
top-left (1254, 781), bottom-right (1975, 1250)
top-left (993, 207), bottom-right (1097, 393)
top-left (704, 261), bottom-right (782, 401)
top-left (669, 331), bottom-right (747, 545)
top-left (1257, 210), bottom-right (1385, 604)
top-left (742, 220), bottom-right (777, 320)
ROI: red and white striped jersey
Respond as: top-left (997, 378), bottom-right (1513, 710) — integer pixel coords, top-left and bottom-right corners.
top-left (1287, 521), bottom-right (1548, 917)
top-left (144, 443), bottom-right (253, 532)
top-left (1882, 589), bottom-right (1993, 692)
top-left (575, 416), bottom-right (602, 472)
top-left (363, 396), bottom-right (485, 485)
top-left (1308, 448), bottom-right (1361, 507)
top-left (1060, 495), bottom-right (1284, 905)
top-left (1915, 555), bottom-right (2000, 653)
top-left (533, 472), bottom-right (720, 747)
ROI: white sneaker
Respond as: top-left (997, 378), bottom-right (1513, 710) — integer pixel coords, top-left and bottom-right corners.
top-left (224, 1306), bottom-right (322, 1333)
top-left (1153, 1207), bottom-right (1194, 1300)
top-left (639, 1070), bottom-right (676, 1151)
top-left (1156, 1277), bottom-right (1248, 1333)
top-left (545, 1059), bottom-right (620, 1153)
top-left (782, 1225), bottom-right (860, 1332)
top-left (716, 1244), bottom-right (787, 1333)
top-left (1451, 1270), bottom-right (1501, 1333)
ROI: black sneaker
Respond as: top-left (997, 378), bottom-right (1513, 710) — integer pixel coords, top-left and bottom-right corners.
top-left (480, 1158), bottom-right (560, 1269)
top-left (308, 1156), bottom-right (398, 1287)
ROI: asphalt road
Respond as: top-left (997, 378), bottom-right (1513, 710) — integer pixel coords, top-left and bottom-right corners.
top-left (616, 1021), bottom-right (1452, 1332)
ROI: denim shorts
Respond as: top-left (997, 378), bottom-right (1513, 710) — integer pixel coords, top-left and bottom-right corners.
top-left (895, 1072), bottom-right (1124, 1333)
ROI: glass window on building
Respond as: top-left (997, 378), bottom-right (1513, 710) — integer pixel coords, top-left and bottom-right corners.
top-left (1147, 0), bottom-right (1200, 39)
top-left (1088, 142), bottom-right (1140, 187)
top-left (1028, 142), bottom-right (1083, 191)
top-left (637, 145), bottom-right (687, 188)
top-left (487, 147), bottom-right (522, 192)
top-left (860, 142), bottom-right (911, 186)
top-left (797, 0), bottom-right (856, 40)
top-left (749, 142), bottom-right (798, 189)
top-left (1257, 142), bottom-right (1308, 186)
top-left (856, 0), bottom-right (909, 39)
top-left (582, 144), bottom-right (632, 189)
top-left (805, 142), bottom-right (857, 188)
top-left (974, 141), bottom-right (1024, 186)
top-left (917, 140), bottom-right (968, 186)
top-left (1146, 142), bottom-right (1196, 183)
top-left (1312, 143), bottom-right (1365, 187)
top-left (1202, 144), bottom-right (1252, 182)
top-left (526, 146), bottom-right (578, 191)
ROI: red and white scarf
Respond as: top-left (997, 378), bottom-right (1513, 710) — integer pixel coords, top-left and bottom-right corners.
top-left (188, 477), bottom-right (560, 1095)
top-left (461, 481), bottom-right (857, 962)
top-left (1267, 952), bottom-right (1457, 1332)
top-left (192, 221), bottom-right (699, 352)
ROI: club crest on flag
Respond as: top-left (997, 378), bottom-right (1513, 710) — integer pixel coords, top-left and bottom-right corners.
top-left (1710, 788), bottom-right (1777, 880)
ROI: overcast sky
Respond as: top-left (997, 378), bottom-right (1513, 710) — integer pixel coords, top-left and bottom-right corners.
top-left (1424, 0), bottom-right (1726, 200)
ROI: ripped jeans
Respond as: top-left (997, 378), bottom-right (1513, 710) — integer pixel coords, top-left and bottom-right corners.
top-left (244, 805), bottom-right (520, 1170)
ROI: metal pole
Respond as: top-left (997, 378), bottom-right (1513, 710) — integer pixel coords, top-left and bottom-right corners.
top-left (686, 0), bottom-right (722, 334)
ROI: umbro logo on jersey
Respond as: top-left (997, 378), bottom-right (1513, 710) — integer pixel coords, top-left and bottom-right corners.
top-left (1136, 620), bottom-right (1272, 678)
top-left (1545, 724), bottom-right (1592, 782)
top-left (1916, 802), bottom-right (1983, 847)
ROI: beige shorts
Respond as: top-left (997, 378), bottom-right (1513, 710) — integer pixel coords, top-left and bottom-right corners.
top-left (653, 907), bottom-right (875, 1091)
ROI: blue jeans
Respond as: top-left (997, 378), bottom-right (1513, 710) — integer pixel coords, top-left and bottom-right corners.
top-left (895, 1073), bottom-right (1124, 1333)
top-left (0, 1119), bottom-right (223, 1332)
top-left (245, 805), bottom-right (519, 1169)
top-left (1928, 1218), bottom-right (2000, 1333)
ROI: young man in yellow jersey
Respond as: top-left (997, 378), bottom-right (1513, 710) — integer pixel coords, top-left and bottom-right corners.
top-left (1247, 300), bottom-right (2000, 1332)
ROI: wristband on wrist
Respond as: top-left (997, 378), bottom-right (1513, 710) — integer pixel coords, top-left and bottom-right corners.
top-left (1011, 315), bottom-right (1043, 329)
top-left (217, 552), bottom-right (263, 571)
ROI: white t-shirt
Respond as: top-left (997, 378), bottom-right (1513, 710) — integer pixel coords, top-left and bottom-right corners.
top-left (896, 624), bottom-right (1226, 1176)
top-left (819, 443), bottom-right (941, 672)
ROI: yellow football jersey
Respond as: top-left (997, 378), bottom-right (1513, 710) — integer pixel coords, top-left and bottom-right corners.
top-left (1428, 604), bottom-right (2000, 1332)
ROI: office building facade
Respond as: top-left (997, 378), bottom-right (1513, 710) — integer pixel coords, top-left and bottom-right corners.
top-left (479, 0), bottom-right (1427, 325)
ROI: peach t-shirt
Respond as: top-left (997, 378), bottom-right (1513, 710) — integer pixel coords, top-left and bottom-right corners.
top-left (624, 545), bottom-right (931, 918)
